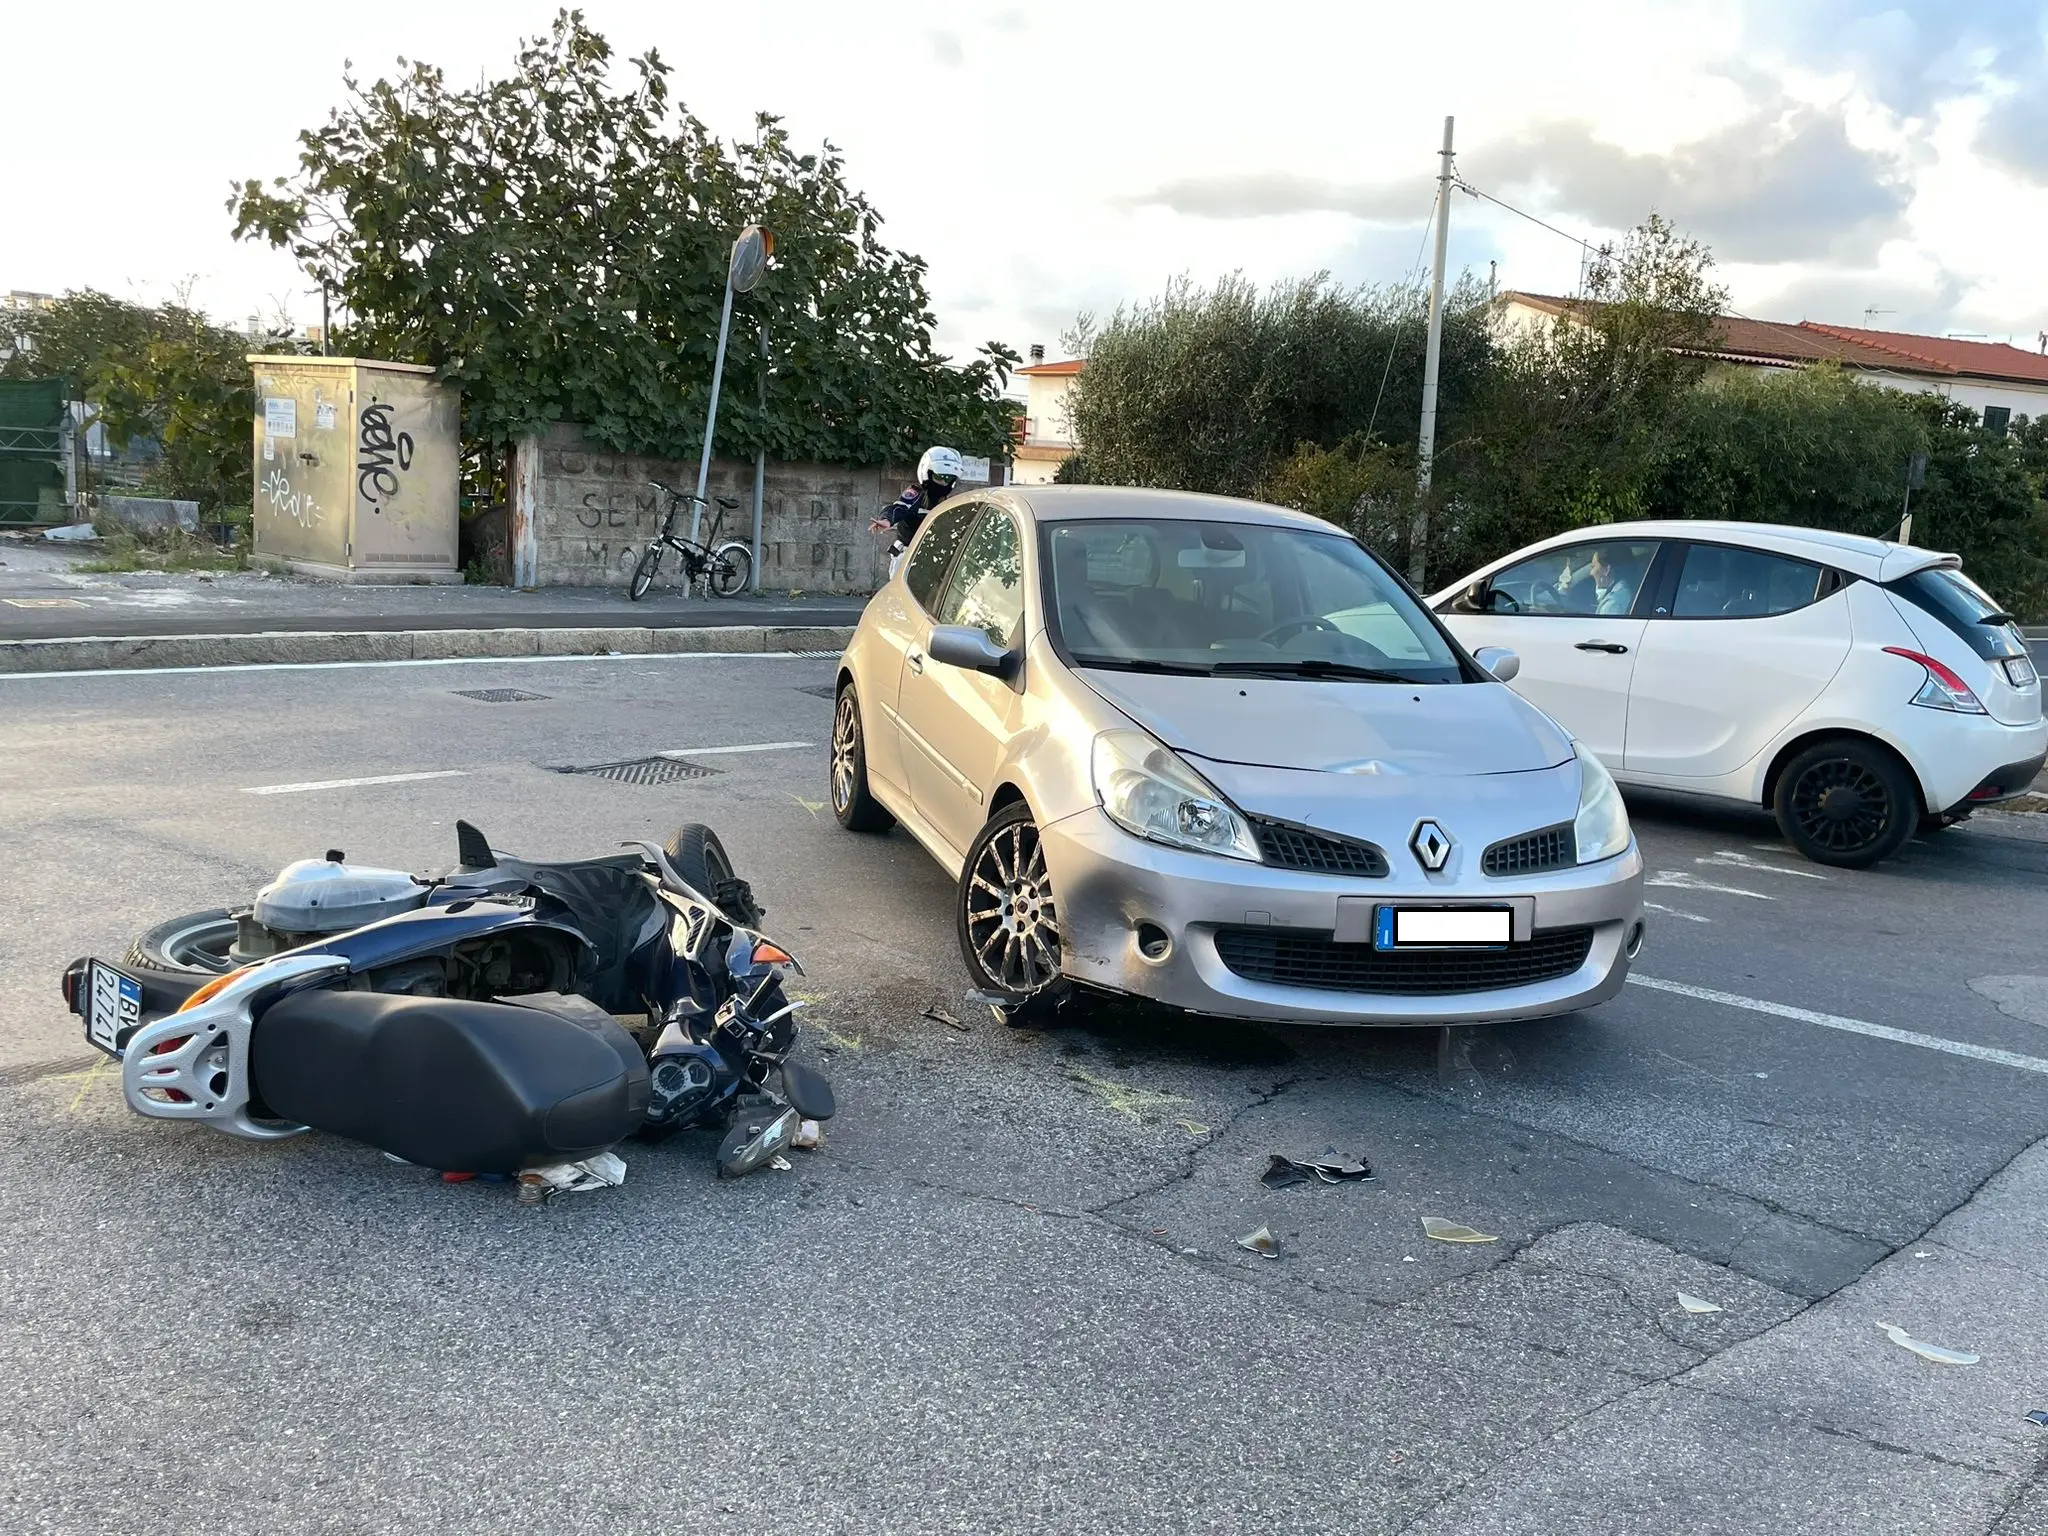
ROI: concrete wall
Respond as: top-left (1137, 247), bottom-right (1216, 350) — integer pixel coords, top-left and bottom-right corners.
top-left (518, 423), bottom-right (912, 592)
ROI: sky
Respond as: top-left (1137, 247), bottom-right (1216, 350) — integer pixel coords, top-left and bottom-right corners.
top-left (5, 0), bottom-right (2046, 368)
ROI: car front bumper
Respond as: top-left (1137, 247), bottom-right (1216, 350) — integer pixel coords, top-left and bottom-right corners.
top-left (1039, 807), bottom-right (1645, 1027)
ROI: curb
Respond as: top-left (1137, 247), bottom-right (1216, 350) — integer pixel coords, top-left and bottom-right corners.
top-left (0, 624), bottom-right (855, 675)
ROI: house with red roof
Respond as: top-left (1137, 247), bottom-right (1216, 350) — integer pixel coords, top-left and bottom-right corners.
top-left (1012, 347), bottom-right (1085, 484)
top-left (1499, 292), bottom-right (2048, 434)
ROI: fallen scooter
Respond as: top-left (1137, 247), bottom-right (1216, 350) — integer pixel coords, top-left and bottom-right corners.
top-left (60, 822), bottom-right (834, 1179)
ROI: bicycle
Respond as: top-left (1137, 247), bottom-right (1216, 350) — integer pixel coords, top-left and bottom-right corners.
top-left (627, 481), bottom-right (755, 601)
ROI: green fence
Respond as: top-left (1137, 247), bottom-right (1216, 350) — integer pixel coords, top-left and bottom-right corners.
top-left (0, 377), bottom-right (68, 524)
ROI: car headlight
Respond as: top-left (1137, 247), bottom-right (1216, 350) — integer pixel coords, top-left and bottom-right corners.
top-left (1091, 729), bottom-right (1261, 862)
top-left (1573, 744), bottom-right (1631, 864)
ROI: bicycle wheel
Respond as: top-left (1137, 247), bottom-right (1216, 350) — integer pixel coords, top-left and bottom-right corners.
top-left (707, 541), bottom-right (753, 597)
top-left (628, 542), bottom-right (664, 601)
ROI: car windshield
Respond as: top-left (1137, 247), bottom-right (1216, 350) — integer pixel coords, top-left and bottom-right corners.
top-left (1043, 517), bottom-right (1464, 683)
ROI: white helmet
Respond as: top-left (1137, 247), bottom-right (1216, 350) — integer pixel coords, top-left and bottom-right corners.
top-left (917, 446), bottom-right (965, 488)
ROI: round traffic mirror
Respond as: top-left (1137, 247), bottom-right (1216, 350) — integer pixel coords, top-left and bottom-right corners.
top-left (729, 225), bottom-right (775, 294)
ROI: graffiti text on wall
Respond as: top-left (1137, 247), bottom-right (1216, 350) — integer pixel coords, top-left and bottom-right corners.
top-left (261, 467), bottom-right (320, 527)
top-left (356, 402), bottom-right (415, 510)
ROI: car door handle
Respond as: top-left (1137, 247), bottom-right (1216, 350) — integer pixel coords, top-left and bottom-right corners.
top-left (907, 650), bottom-right (924, 674)
top-left (1574, 641), bottom-right (1629, 654)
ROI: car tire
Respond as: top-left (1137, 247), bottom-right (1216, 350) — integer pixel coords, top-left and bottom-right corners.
top-left (1773, 739), bottom-right (1920, 868)
top-left (830, 682), bottom-right (895, 833)
top-left (956, 801), bottom-right (1069, 1007)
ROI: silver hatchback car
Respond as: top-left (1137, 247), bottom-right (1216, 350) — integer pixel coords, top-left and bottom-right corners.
top-left (829, 485), bottom-right (1646, 1025)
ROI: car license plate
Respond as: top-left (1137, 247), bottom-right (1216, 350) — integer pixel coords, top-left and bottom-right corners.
top-left (2002, 655), bottom-right (2037, 688)
top-left (84, 961), bottom-right (144, 1056)
top-left (1374, 906), bottom-right (1512, 950)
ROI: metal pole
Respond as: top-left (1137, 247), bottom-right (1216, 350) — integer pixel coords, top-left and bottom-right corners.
top-left (752, 324), bottom-right (768, 591)
top-left (320, 286), bottom-right (331, 356)
top-left (1411, 114), bottom-right (1455, 587)
top-left (690, 276), bottom-right (738, 544)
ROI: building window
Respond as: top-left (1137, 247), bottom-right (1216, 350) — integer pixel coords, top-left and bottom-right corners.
top-left (1983, 405), bottom-right (2011, 436)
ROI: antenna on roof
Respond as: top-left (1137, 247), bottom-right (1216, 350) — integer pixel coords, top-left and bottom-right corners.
top-left (1862, 307), bottom-right (1892, 323)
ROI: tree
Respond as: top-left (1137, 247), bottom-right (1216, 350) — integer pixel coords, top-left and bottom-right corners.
top-left (230, 10), bottom-right (1017, 464)
top-left (1064, 271), bottom-right (1493, 500)
top-left (2, 289), bottom-right (292, 510)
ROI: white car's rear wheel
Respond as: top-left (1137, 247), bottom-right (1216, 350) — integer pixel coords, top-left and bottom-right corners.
top-left (1773, 739), bottom-right (1918, 868)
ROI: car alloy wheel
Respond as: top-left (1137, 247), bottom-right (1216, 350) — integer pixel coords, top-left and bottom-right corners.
top-left (960, 804), bottom-right (1062, 1000)
top-left (1773, 738), bottom-right (1917, 868)
top-left (829, 684), bottom-right (893, 833)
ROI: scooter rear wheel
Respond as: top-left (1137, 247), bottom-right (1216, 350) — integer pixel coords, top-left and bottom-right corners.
top-left (126, 909), bottom-right (239, 977)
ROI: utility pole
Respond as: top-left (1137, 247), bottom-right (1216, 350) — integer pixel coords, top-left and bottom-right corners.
top-left (1410, 114), bottom-right (1455, 587)
top-left (751, 324), bottom-right (768, 591)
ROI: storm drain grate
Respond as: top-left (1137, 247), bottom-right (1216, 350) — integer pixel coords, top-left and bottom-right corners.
top-left (796, 683), bottom-right (839, 700)
top-left (453, 688), bottom-right (551, 703)
top-left (555, 755), bottom-right (722, 785)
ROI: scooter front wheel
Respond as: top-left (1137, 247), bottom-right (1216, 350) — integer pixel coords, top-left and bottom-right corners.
top-left (628, 543), bottom-right (664, 601)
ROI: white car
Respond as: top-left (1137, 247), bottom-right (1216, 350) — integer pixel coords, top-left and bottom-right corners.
top-left (1432, 521), bottom-right (2045, 867)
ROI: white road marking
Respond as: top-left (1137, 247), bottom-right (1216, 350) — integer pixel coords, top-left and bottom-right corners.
top-left (242, 770), bottom-right (468, 796)
top-left (1643, 902), bottom-right (1711, 923)
top-left (1699, 850), bottom-right (1828, 879)
top-left (1645, 870), bottom-right (1775, 900)
top-left (0, 650), bottom-right (822, 681)
top-left (1628, 975), bottom-right (2048, 1078)
top-left (657, 741), bottom-right (812, 758)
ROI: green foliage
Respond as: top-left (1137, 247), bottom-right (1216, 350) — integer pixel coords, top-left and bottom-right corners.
top-left (230, 10), bottom-right (1018, 464)
top-left (1051, 452), bottom-right (1091, 484)
top-left (1065, 271), bottom-right (1492, 500)
top-left (3, 290), bottom-right (292, 511)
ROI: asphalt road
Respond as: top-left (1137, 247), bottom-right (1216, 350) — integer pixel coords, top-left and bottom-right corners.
top-left (3, 653), bottom-right (2046, 1533)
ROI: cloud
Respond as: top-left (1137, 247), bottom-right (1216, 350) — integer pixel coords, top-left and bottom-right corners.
top-left (1743, 265), bottom-right (1970, 335)
top-left (1979, 76), bottom-right (2048, 184)
top-left (1470, 103), bottom-right (1911, 263)
top-left (1741, 0), bottom-right (2048, 119)
top-left (1116, 172), bottom-right (1431, 223)
top-left (929, 30), bottom-right (963, 67)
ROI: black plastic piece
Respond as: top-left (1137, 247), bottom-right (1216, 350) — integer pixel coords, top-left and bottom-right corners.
top-left (325, 848), bottom-right (346, 863)
top-left (251, 991), bottom-right (649, 1172)
top-left (454, 820), bottom-right (496, 870)
top-left (781, 1060), bottom-right (836, 1121)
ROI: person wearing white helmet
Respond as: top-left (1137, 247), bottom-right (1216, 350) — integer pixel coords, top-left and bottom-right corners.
top-left (871, 446), bottom-right (964, 573)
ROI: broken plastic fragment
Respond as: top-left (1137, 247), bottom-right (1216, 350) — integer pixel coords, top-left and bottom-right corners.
top-left (767, 1154), bottom-right (794, 1172)
top-left (1237, 1225), bottom-right (1281, 1259)
top-left (533, 1152), bottom-right (628, 1193)
top-left (1676, 1292), bottom-right (1723, 1315)
top-left (1421, 1216), bottom-right (1498, 1244)
top-left (2024, 1410), bottom-right (2048, 1428)
top-left (1913, 1251), bottom-right (1934, 1260)
top-left (1877, 1321), bottom-right (1979, 1365)
top-left (792, 1118), bottom-right (824, 1150)
top-left (1262, 1153), bottom-right (1373, 1189)
top-left (923, 1005), bottom-right (970, 1032)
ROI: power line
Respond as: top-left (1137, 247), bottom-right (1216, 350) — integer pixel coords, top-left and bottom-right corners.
top-left (1363, 184), bottom-right (1443, 445)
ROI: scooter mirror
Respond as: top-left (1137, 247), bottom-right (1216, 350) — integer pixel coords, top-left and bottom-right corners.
top-left (717, 1104), bottom-right (800, 1177)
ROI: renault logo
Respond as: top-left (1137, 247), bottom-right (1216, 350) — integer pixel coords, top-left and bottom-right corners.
top-left (1410, 820), bottom-right (1453, 872)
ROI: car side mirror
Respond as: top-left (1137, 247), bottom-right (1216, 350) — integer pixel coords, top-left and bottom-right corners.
top-left (1472, 646), bottom-right (1520, 683)
top-left (928, 624), bottom-right (1017, 678)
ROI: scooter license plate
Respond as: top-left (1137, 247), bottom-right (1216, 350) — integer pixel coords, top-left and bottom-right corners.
top-left (84, 961), bottom-right (144, 1056)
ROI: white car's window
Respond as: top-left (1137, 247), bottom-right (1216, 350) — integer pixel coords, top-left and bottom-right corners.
top-left (1486, 540), bottom-right (1659, 617)
top-left (1670, 544), bottom-right (1822, 618)
top-left (903, 503), bottom-right (980, 615)
top-left (937, 510), bottom-right (1024, 648)
top-left (1045, 518), bottom-right (1462, 683)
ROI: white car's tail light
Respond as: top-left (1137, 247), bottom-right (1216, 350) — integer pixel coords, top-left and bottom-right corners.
top-left (1883, 646), bottom-right (1988, 714)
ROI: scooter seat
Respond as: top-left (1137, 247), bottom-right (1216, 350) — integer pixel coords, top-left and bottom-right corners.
top-left (251, 992), bottom-right (650, 1173)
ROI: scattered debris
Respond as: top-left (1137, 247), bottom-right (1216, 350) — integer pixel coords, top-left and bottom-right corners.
top-left (1176, 1119), bottom-right (1211, 1136)
top-left (2024, 1410), bottom-right (2048, 1428)
top-left (517, 1172), bottom-right (549, 1206)
top-left (1877, 1321), bottom-right (1979, 1366)
top-left (524, 1153), bottom-right (628, 1195)
top-left (923, 1005), bottom-right (971, 1033)
top-left (1420, 1216), bottom-right (1499, 1244)
top-left (1914, 1251), bottom-right (1934, 1260)
top-left (1237, 1225), bottom-right (1281, 1259)
top-left (767, 1154), bottom-right (794, 1172)
top-left (1675, 1292), bottom-right (1724, 1315)
top-left (42, 523), bottom-right (99, 543)
top-left (1261, 1154), bottom-right (1374, 1189)
top-left (792, 1118), bottom-right (825, 1150)
top-left (1402, 1255), bottom-right (1416, 1263)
